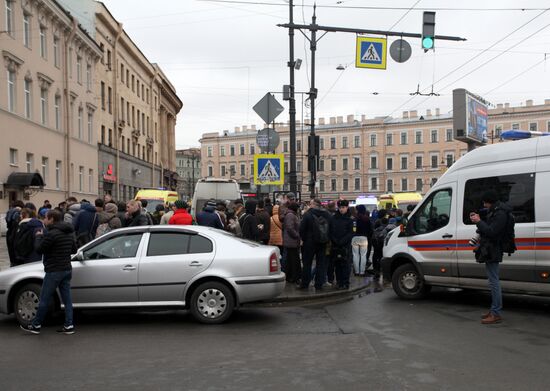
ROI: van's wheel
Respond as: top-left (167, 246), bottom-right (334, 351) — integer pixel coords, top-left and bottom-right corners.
top-left (392, 263), bottom-right (431, 300)
top-left (190, 282), bottom-right (235, 324)
top-left (14, 283), bottom-right (43, 327)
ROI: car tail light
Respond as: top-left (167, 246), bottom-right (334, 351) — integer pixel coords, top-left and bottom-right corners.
top-left (269, 253), bottom-right (279, 273)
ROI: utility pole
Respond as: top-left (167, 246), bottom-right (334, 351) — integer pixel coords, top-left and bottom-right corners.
top-left (279, 12), bottom-right (466, 201)
top-left (287, 0), bottom-right (298, 194)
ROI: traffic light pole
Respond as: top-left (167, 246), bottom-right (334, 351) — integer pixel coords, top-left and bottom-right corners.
top-left (279, 10), bottom-right (466, 201)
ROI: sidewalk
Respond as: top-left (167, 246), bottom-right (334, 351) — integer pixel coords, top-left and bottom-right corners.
top-left (0, 236), bottom-right (372, 303)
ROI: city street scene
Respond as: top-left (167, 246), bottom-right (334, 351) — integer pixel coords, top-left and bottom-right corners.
top-left (1, 0), bottom-right (550, 389)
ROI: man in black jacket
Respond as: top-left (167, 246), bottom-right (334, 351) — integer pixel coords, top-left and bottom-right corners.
top-left (124, 200), bottom-right (149, 227)
top-left (21, 210), bottom-right (77, 335)
top-left (256, 200), bottom-right (271, 245)
top-left (239, 200), bottom-right (260, 242)
top-left (470, 189), bottom-right (510, 325)
top-left (299, 199), bottom-right (332, 290)
top-left (330, 200), bottom-right (355, 289)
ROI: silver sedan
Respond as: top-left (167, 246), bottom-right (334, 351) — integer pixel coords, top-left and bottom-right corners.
top-left (0, 226), bottom-right (285, 325)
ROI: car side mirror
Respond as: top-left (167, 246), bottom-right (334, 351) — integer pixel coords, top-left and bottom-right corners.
top-left (72, 251), bottom-right (84, 262)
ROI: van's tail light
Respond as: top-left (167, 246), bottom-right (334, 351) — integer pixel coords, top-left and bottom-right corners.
top-left (269, 253), bottom-right (279, 273)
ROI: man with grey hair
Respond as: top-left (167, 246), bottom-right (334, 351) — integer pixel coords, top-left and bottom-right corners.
top-left (160, 202), bottom-right (177, 225)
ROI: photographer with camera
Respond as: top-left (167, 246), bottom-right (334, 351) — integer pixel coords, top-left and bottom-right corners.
top-left (469, 189), bottom-right (513, 325)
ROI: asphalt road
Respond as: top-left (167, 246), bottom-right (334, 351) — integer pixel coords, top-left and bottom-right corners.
top-left (1, 284), bottom-right (549, 391)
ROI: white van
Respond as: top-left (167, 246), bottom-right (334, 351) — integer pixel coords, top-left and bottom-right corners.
top-left (191, 178), bottom-right (242, 217)
top-left (355, 195), bottom-right (378, 214)
top-left (382, 136), bottom-right (549, 299)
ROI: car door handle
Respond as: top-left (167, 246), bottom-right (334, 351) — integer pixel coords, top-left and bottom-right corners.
top-left (122, 265), bottom-right (136, 271)
top-left (442, 234), bottom-right (453, 238)
top-left (190, 261), bottom-right (203, 267)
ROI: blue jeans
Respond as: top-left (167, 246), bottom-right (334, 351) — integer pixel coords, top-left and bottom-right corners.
top-left (32, 270), bottom-right (73, 328)
top-left (485, 262), bottom-right (502, 316)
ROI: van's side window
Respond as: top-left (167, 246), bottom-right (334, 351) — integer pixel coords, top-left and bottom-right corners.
top-left (409, 189), bottom-right (452, 235)
top-left (463, 173), bottom-right (535, 225)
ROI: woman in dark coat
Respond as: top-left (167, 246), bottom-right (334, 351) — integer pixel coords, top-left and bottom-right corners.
top-left (283, 202), bottom-right (301, 283)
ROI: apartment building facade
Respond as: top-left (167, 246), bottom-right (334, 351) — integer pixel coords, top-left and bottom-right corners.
top-left (0, 0), bottom-right (102, 211)
top-left (200, 99), bottom-right (550, 200)
top-left (175, 148), bottom-right (201, 200)
top-left (59, 0), bottom-right (182, 201)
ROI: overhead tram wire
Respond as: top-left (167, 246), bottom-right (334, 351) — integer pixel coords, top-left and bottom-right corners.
top-left (387, 0), bottom-right (422, 31)
top-left (385, 7), bottom-right (550, 118)
top-left (483, 57), bottom-right (548, 97)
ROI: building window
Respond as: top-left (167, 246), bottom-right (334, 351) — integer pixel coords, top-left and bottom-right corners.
top-left (331, 159), bottom-right (336, 171)
top-left (220, 146), bottom-right (225, 157)
top-left (54, 95), bottom-right (61, 130)
top-left (9, 148), bottom-right (17, 165)
top-left (7, 69), bottom-right (15, 112)
top-left (446, 154), bottom-right (454, 167)
top-left (416, 155), bottom-right (423, 169)
top-left (512, 123), bottom-right (520, 130)
top-left (78, 108), bottom-right (83, 139)
top-left (330, 137), bottom-right (336, 149)
top-left (387, 179), bottom-right (393, 192)
top-left (79, 166), bottom-right (84, 191)
top-left (370, 134), bottom-right (377, 147)
top-left (354, 135), bottom-right (360, 148)
top-left (240, 144), bottom-right (245, 155)
top-left (108, 87), bottom-right (112, 114)
top-left (40, 89), bottom-right (48, 125)
top-left (284, 162), bottom-right (289, 174)
top-left (77, 57), bottom-right (82, 83)
top-left (431, 177), bottom-right (438, 186)
top-left (400, 132), bottom-right (407, 145)
top-left (416, 178), bottom-right (423, 192)
top-left (39, 27), bottom-right (47, 58)
top-left (319, 159), bottom-right (324, 171)
top-left (221, 165), bottom-right (226, 177)
top-left (386, 157), bottom-right (393, 171)
top-left (41, 157), bottom-right (48, 183)
top-left (401, 178), bottom-right (408, 192)
top-left (386, 133), bottom-right (393, 146)
top-left (53, 37), bottom-right (60, 68)
top-left (431, 155), bottom-right (438, 169)
top-left (354, 178), bottom-right (360, 191)
top-left (320, 138), bottom-right (324, 150)
top-left (370, 177), bottom-right (378, 191)
top-left (343, 178), bottom-right (349, 191)
top-left (431, 129), bottom-right (438, 143)
top-left (86, 64), bottom-right (92, 91)
top-left (547, 121), bottom-right (550, 132)
top-left (415, 130), bottom-right (422, 144)
top-left (370, 156), bottom-right (377, 169)
top-left (87, 113), bottom-right (93, 142)
top-left (230, 145), bottom-right (235, 156)
top-left (250, 144), bottom-right (255, 155)
top-left (240, 164), bottom-right (245, 176)
top-left (100, 82), bottom-right (105, 110)
top-left (495, 125), bottom-right (503, 138)
top-left (55, 160), bottom-right (61, 189)
top-left (342, 136), bottom-right (348, 149)
top-left (283, 140), bottom-right (288, 152)
top-left (126, 70), bottom-right (130, 87)
top-left (89, 169), bottom-right (93, 192)
top-left (207, 146), bottom-right (213, 157)
top-left (446, 128), bottom-right (453, 142)
top-left (101, 126), bottom-right (105, 144)
top-left (5, 0), bottom-right (13, 35)
top-left (331, 179), bottom-right (337, 191)
top-left (26, 153), bottom-right (34, 173)
top-left (354, 157), bottom-right (360, 170)
top-left (529, 122), bottom-right (538, 131)
top-left (297, 161), bottom-right (302, 172)
top-left (401, 156), bottom-right (408, 170)
top-left (319, 180), bottom-right (325, 192)
top-left (23, 14), bottom-right (30, 47)
top-left (208, 166), bottom-right (213, 177)
top-left (120, 64), bottom-right (124, 82)
top-left (342, 158), bottom-right (348, 171)
top-left (297, 140), bottom-right (302, 152)
top-left (24, 79), bottom-right (32, 118)
top-left (107, 49), bottom-right (112, 70)
top-left (131, 75), bottom-right (135, 91)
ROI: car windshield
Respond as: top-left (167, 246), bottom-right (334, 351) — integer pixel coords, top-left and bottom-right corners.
top-left (142, 199), bottom-right (164, 213)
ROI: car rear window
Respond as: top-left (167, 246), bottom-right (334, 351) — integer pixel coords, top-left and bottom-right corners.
top-left (147, 232), bottom-right (213, 256)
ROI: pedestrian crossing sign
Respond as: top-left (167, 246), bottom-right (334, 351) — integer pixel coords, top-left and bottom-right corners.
top-left (254, 154), bottom-right (284, 185)
top-left (356, 36), bottom-right (387, 69)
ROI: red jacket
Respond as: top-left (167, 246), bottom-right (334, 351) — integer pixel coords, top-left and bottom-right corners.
top-left (169, 209), bottom-right (193, 225)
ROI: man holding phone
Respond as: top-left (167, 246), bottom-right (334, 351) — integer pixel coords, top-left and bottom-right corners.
top-left (469, 190), bottom-right (510, 325)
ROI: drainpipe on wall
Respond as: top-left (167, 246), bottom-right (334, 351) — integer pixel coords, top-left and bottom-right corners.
top-left (64, 19), bottom-right (78, 199)
top-left (113, 23), bottom-right (123, 200)
top-left (150, 72), bottom-right (158, 187)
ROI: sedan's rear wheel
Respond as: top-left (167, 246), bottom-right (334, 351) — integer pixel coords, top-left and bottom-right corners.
top-left (190, 282), bottom-right (235, 324)
top-left (14, 283), bottom-right (42, 327)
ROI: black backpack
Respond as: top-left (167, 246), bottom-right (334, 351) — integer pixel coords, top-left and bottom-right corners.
top-left (14, 225), bottom-right (35, 258)
top-left (312, 214), bottom-right (330, 244)
top-left (502, 211), bottom-right (516, 256)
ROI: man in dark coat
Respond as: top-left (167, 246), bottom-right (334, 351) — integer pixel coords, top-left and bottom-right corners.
top-left (330, 200), bottom-right (354, 289)
top-left (5, 200), bottom-right (24, 266)
top-left (239, 200), bottom-right (260, 242)
top-left (470, 189), bottom-right (511, 325)
top-left (124, 200), bottom-right (149, 227)
top-left (73, 201), bottom-right (99, 246)
top-left (196, 200), bottom-right (224, 229)
top-left (299, 198), bottom-right (332, 290)
top-left (14, 208), bottom-right (44, 265)
top-left (256, 200), bottom-right (271, 245)
top-left (21, 210), bottom-right (77, 335)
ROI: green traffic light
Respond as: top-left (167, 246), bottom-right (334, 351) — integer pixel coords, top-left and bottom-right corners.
top-left (422, 36), bottom-right (434, 49)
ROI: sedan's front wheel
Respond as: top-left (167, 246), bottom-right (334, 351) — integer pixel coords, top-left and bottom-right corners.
top-left (190, 282), bottom-right (235, 324)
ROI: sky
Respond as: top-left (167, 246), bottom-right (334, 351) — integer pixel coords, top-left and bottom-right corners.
top-left (97, 0), bottom-right (550, 149)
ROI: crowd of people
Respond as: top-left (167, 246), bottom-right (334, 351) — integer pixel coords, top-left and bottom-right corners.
top-left (5, 192), bottom-right (407, 290)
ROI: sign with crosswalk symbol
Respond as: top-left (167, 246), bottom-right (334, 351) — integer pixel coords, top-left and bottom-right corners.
top-left (254, 154), bottom-right (284, 185)
top-left (356, 36), bottom-right (387, 69)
